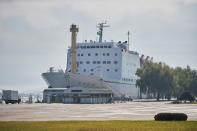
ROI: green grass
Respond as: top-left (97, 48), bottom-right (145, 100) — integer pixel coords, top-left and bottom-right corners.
top-left (0, 121), bottom-right (197, 131)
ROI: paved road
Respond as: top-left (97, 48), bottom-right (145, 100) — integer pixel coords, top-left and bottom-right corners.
top-left (0, 102), bottom-right (197, 121)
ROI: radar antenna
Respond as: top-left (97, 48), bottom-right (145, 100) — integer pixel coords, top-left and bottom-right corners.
top-left (97, 22), bottom-right (110, 43)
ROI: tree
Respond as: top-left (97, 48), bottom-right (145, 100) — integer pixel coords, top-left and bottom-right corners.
top-left (179, 92), bottom-right (195, 103)
top-left (136, 61), bottom-right (197, 101)
top-left (188, 70), bottom-right (197, 97)
top-left (136, 61), bottom-right (174, 101)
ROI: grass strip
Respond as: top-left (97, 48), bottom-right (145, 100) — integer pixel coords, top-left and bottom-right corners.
top-left (0, 120), bottom-right (196, 131)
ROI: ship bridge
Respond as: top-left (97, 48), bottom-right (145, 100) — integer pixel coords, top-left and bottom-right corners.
top-left (76, 41), bottom-right (116, 49)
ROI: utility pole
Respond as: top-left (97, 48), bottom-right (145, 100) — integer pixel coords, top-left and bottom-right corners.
top-left (70, 24), bottom-right (79, 73)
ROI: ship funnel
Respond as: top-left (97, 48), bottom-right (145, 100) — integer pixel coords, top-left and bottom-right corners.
top-left (70, 24), bottom-right (79, 73)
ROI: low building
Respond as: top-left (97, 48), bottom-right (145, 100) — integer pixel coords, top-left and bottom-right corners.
top-left (43, 86), bottom-right (113, 104)
top-left (43, 88), bottom-right (66, 103)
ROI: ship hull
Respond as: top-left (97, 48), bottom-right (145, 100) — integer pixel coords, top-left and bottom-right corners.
top-left (106, 81), bottom-right (140, 98)
top-left (42, 71), bottom-right (139, 99)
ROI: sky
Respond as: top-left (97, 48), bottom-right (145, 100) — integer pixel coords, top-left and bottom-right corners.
top-left (0, 0), bottom-right (197, 92)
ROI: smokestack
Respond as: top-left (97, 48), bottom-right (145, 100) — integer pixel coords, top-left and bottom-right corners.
top-left (150, 57), bottom-right (153, 62)
top-left (140, 54), bottom-right (145, 66)
top-left (145, 56), bottom-right (150, 61)
top-left (70, 24), bottom-right (79, 73)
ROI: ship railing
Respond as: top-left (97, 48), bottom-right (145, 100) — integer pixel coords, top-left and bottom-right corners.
top-left (47, 67), bottom-right (64, 73)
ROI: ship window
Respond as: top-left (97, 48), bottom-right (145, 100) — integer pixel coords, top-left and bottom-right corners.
top-left (88, 53), bottom-right (91, 56)
top-left (107, 61), bottom-right (111, 64)
top-left (76, 69), bottom-right (78, 72)
top-left (103, 53), bottom-right (105, 56)
top-left (114, 61), bottom-right (118, 64)
top-left (80, 61), bottom-right (83, 64)
top-left (107, 53), bottom-right (110, 56)
top-left (91, 69), bottom-right (94, 72)
top-left (83, 46), bottom-right (86, 49)
top-left (87, 46), bottom-right (90, 48)
top-left (115, 53), bottom-right (118, 56)
top-left (71, 90), bottom-right (82, 92)
top-left (93, 61), bottom-right (96, 64)
top-left (81, 53), bottom-right (84, 56)
top-left (97, 61), bottom-right (100, 64)
top-left (106, 69), bottom-right (110, 72)
top-left (77, 54), bottom-right (80, 56)
top-left (86, 61), bottom-right (90, 64)
top-left (95, 53), bottom-right (98, 56)
top-left (100, 46), bottom-right (103, 48)
top-left (96, 46), bottom-right (99, 48)
top-left (108, 46), bottom-right (111, 48)
top-left (115, 69), bottom-right (118, 72)
top-left (104, 46), bottom-right (107, 48)
top-left (83, 69), bottom-right (86, 72)
top-left (91, 46), bottom-right (95, 48)
top-left (103, 61), bottom-right (106, 64)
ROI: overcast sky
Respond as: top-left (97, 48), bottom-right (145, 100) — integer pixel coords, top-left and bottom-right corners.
top-left (0, 0), bottom-right (197, 92)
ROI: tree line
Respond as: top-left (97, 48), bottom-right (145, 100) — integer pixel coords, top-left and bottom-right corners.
top-left (136, 61), bottom-right (197, 101)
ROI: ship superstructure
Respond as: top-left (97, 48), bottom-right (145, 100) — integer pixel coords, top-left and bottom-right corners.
top-left (66, 41), bottom-right (140, 84)
top-left (42, 23), bottom-right (141, 103)
top-left (66, 23), bottom-right (140, 97)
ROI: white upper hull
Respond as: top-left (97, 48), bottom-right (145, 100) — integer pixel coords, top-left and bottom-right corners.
top-left (42, 70), bottom-right (139, 98)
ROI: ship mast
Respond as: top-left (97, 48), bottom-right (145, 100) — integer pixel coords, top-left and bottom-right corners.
top-left (128, 31), bottom-right (130, 51)
top-left (70, 24), bottom-right (78, 73)
top-left (97, 22), bottom-right (109, 43)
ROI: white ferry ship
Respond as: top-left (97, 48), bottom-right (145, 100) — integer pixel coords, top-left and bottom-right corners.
top-left (42, 23), bottom-right (141, 100)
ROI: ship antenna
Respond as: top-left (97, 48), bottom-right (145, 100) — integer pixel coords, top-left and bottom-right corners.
top-left (97, 22), bottom-right (110, 43)
top-left (128, 31), bottom-right (130, 51)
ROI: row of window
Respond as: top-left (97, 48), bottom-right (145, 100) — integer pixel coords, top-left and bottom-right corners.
top-left (77, 45), bottom-right (112, 49)
top-left (122, 78), bottom-right (134, 82)
top-left (78, 69), bottom-right (118, 72)
top-left (77, 53), bottom-right (118, 57)
top-left (75, 61), bottom-right (118, 65)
